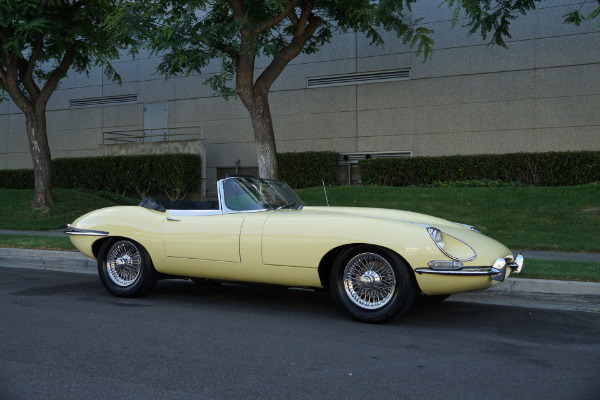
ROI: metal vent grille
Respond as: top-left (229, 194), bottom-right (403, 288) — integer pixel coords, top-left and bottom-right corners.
top-left (337, 151), bottom-right (412, 185)
top-left (339, 151), bottom-right (412, 164)
top-left (307, 70), bottom-right (410, 88)
top-left (70, 94), bottom-right (138, 109)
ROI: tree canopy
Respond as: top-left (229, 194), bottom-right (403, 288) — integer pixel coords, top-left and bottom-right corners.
top-left (107, 0), bottom-right (435, 179)
top-left (443, 0), bottom-right (600, 47)
top-left (0, 0), bottom-right (123, 209)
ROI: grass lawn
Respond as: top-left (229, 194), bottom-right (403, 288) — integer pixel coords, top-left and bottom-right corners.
top-left (0, 188), bottom-right (133, 231)
top-left (297, 184), bottom-right (600, 253)
top-left (1, 185), bottom-right (598, 282)
top-left (514, 259), bottom-right (600, 282)
top-left (0, 234), bottom-right (76, 251)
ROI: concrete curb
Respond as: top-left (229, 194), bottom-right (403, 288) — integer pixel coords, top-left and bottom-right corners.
top-left (487, 277), bottom-right (600, 296)
top-left (454, 277), bottom-right (600, 313)
top-left (1, 248), bottom-right (599, 298)
top-left (0, 247), bottom-right (96, 274)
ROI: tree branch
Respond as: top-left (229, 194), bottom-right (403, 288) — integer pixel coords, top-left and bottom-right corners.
top-left (26, 36), bottom-right (44, 79)
top-left (18, 56), bottom-right (41, 101)
top-left (294, 0), bottom-right (314, 38)
top-left (288, 10), bottom-right (299, 26)
top-left (0, 66), bottom-right (5, 90)
top-left (255, 6), bottom-right (321, 93)
top-left (37, 44), bottom-right (76, 109)
top-left (255, 0), bottom-right (303, 33)
top-left (229, 0), bottom-right (246, 21)
top-left (1, 52), bottom-right (33, 113)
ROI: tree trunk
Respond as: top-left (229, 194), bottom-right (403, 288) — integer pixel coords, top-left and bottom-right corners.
top-left (25, 108), bottom-right (54, 210)
top-left (243, 90), bottom-right (279, 180)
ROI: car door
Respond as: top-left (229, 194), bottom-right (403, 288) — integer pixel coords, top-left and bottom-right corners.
top-left (161, 211), bottom-right (244, 263)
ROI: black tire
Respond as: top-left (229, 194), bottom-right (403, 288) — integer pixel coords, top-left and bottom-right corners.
top-left (98, 239), bottom-right (158, 297)
top-left (329, 245), bottom-right (416, 323)
top-left (416, 293), bottom-right (452, 303)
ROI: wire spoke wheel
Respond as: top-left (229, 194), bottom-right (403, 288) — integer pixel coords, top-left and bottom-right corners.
top-left (343, 252), bottom-right (397, 309)
top-left (106, 240), bottom-right (143, 287)
top-left (98, 239), bottom-right (158, 297)
top-left (330, 246), bottom-right (416, 323)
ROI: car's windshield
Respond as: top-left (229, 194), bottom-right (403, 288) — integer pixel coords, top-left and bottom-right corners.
top-left (222, 177), bottom-right (304, 212)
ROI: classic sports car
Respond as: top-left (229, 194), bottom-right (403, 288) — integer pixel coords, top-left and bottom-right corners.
top-left (66, 176), bottom-right (523, 323)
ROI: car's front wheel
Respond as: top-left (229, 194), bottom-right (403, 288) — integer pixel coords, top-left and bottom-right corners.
top-left (98, 239), bottom-right (158, 297)
top-left (330, 246), bottom-right (416, 323)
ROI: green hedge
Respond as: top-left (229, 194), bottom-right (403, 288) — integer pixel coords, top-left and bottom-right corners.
top-left (278, 151), bottom-right (338, 188)
top-left (0, 169), bottom-right (35, 189)
top-left (359, 151), bottom-right (600, 187)
top-left (0, 154), bottom-right (201, 199)
top-left (54, 154), bottom-right (201, 199)
top-left (0, 151), bottom-right (336, 195)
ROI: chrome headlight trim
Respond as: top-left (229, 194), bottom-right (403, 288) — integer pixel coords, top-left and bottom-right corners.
top-left (427, 227), bottom-right (477, 262)
top-left (427, 227), bottom-right (445, 250)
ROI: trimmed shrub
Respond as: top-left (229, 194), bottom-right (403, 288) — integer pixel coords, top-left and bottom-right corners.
top-left (278, 151), bottom-right (338, 188)
top-left (53, 154), bottom-right (201, 199)
top-left (0, 169), bottom-right (35, 189)
top-left (359, 151), bottom-right (600, 187)
top-left (1, 154), bottom-right (202, 199)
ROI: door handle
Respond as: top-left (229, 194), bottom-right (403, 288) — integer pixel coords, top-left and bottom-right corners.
top-left (166, 217), bottom-right (180, 221)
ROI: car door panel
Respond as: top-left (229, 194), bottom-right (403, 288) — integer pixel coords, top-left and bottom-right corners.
top-left (162, 214), bottom-right (244, 262)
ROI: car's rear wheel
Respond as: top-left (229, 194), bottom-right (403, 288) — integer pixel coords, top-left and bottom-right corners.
top-left (98, 239), bottom-right (158, 297)
top-left (330, 245), bottom-right (416, 323)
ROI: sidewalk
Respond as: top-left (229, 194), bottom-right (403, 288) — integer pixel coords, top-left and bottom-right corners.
top-left (0, 229), bottom-right (66, 237)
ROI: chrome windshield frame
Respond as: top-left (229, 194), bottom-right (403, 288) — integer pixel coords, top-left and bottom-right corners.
top-left (217, 177), bottom-right (304, 215)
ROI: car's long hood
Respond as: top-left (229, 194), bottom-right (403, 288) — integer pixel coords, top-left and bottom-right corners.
top-left (300, 206), bottom-right (462, 230)
top-left (298, 206), bottom-right (512, 265)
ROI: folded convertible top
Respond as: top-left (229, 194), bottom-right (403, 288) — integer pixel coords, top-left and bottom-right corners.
top-left (139, 197), bottom-right (219, 212)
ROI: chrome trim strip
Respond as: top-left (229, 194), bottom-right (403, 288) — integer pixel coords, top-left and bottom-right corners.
top-left (453, 222), bottom-right (481, 233)
top-left (168, 210), bottom-right (222, 216)
top-left (415, 267), bottom-right (501, 276)
top-left (218, 178), bottom-right (267, 214)
top-left (415, 267), bottom-right (500, 276)
top-left (216, 177), bottom-right (285, 215)
top-left (64, 227), bottom-right (109, 236)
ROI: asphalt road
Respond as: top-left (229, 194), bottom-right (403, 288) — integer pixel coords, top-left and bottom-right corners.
top-left (1, 267), bottom-right (599, 400)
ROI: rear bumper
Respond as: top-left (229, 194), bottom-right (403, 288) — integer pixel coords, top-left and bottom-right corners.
top-left (415, 254), bottom-right (524, 283)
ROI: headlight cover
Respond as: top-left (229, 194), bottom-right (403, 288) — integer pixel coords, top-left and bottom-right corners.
top-left (427, 227), bottom-right (476, 261)
top-left (427, 227), bottom-right (445, 250)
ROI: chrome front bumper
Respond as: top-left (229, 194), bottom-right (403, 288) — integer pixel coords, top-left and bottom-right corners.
top-left (415, 254), bottom-right (524, 283)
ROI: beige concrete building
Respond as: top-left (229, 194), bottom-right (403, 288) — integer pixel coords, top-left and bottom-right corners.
top-left (1, 1), bottom-right (599, 197)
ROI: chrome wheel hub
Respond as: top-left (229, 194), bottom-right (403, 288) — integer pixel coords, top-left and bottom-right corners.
top-left (343, 252), bottom-right (396, 310)
top-left (359, 270), bottom-right (381, 289)
top-left (107, 241), bottom-right (142, 287)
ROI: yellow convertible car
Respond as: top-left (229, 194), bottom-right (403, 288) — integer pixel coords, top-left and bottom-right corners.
top-left (66, 176), bottom-right (523, 323)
